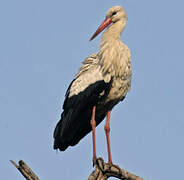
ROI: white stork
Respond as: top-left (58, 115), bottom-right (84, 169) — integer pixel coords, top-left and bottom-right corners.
top-left (53, 5), bottom-right (132, 165)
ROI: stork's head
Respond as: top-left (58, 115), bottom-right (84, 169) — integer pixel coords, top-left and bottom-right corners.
top-left (90, 6), bottom-right (127, 41)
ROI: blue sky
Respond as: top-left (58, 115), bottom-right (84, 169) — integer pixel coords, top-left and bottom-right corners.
top-left (0, 0), bottom-right (184, 179)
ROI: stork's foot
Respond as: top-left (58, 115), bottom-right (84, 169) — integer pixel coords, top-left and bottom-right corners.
top-left (92, 156), bottom-right (97, 167)
top-left (93, 157), bottom-right (104, 167)
top-left (97, 158), bottom-right (122, 175)
top-left (106, 162), bottom-right (122, 176)
top-left (93, 157), bottom-right (121, 175)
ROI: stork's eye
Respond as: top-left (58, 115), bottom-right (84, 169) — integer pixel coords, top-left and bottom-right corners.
top-left (111, 12), bottom-right (117, 16)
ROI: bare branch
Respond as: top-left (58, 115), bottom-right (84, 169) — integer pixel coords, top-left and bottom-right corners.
top-left (10, 160), bottom-right (40, 180)
top-left (10, 158), bottom-right (143, 180)
top-left (87, 158), bottom-right (144, 180)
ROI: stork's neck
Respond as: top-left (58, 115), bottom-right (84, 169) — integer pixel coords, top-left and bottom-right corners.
top-left (98, 19), bottom-right (128, 77)
top-left (101, 19), bottom-right (126, 44)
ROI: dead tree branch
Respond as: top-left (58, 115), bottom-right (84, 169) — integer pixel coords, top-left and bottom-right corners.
top-left (88, 158), bottom-right (144, 180)
top-left (10, 158), bottom-right (144, 180)
top-left (10, 160), bottom-right (39, 180)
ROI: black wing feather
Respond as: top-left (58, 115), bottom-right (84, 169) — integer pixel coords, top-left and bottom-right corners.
top-left (53, 79), bottom-right (112, 151)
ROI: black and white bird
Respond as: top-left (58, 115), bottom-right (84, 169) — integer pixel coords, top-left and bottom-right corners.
top-left (53, 5), bottom-right (132, 164)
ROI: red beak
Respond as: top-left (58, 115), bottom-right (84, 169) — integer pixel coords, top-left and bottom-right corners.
top-left (90, 17), bottom-right (112, 41)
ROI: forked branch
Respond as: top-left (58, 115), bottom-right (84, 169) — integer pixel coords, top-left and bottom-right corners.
top-left (88, 158), bottom-right (144, 180)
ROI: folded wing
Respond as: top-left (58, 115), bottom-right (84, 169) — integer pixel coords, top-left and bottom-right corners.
top-left (53, 54), bottom-right (112, 151)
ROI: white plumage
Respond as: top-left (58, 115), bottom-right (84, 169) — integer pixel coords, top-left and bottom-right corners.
top-left (54, 5), bottom-right (132, 164)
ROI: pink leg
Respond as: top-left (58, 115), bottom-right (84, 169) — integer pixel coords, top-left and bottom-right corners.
top-left (90, 106), bottom-right (97, 165)
top-left (104, 111), bottom-right (112, 164)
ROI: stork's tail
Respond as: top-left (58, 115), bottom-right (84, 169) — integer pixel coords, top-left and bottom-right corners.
top-left (53, 111), bottom-right (72, 151)
top-left (53, 125), bottom-right (68, 151)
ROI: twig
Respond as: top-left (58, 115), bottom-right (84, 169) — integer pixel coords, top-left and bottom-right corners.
top-left (10, 160), bottom-right (40, 180)
top-left (87, 157), bottom-right (144, 180)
